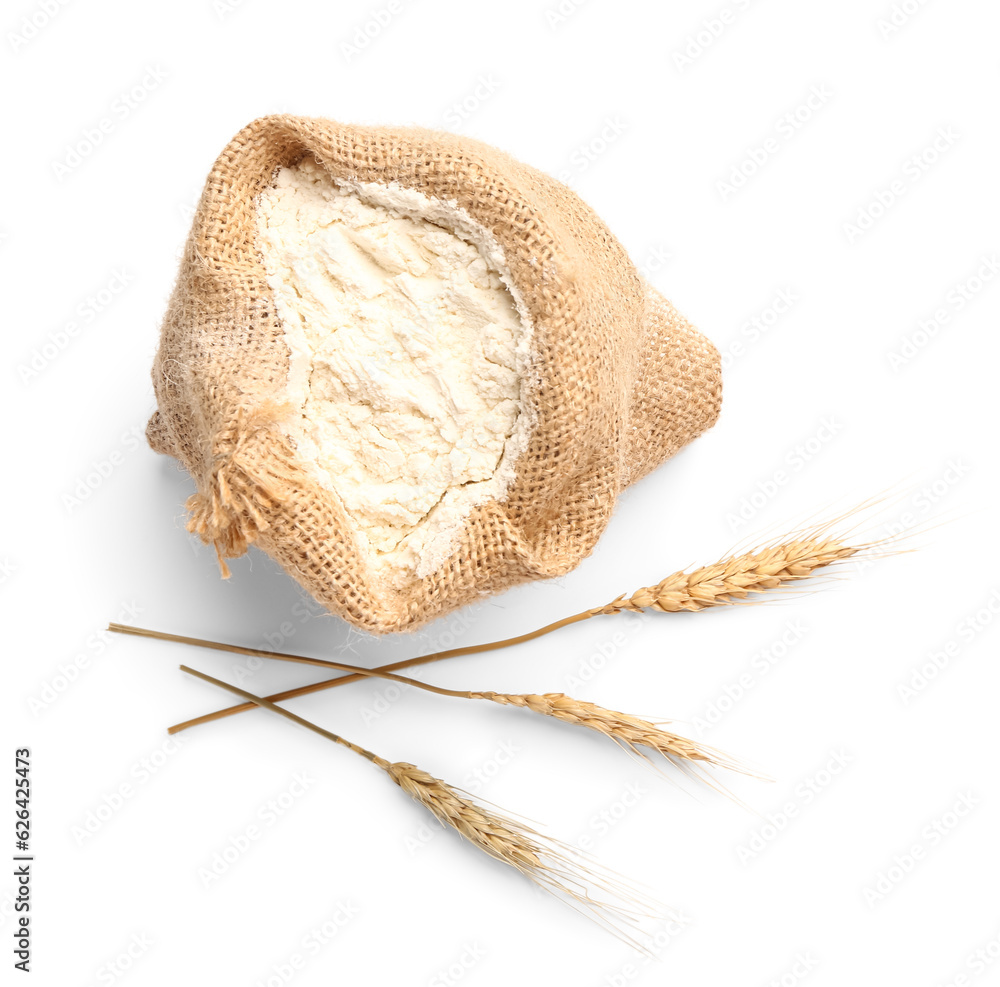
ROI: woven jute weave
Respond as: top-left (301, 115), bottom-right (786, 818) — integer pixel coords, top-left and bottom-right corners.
top-left (147, 115), bottom-right (722, 633)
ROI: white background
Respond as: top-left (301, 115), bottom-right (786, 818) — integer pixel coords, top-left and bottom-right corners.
top-left (3, 0), bottom-right (1000, 984)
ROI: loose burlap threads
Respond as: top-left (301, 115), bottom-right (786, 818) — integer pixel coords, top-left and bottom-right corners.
top-left (147, 115), bottom-right (722, 633)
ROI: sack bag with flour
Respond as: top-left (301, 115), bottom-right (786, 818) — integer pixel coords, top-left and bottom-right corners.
top-left (147, 115), bottom-right (722, 632)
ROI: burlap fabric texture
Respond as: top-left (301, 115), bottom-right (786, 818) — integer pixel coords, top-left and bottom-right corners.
top-left (147, 115), bottom-right (722, 633)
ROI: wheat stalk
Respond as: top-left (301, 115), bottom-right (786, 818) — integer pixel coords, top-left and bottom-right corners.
top-left (119, 513), bottom-right (890, 733)
top-left (179, 664), bottom-right (656, 947)
top-left (113, 623), bottom-right (745, 780)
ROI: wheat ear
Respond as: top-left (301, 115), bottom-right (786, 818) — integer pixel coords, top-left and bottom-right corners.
top-left (474, 692), bottom-right (751, 776)
top-left (179, 664), bottom-right (656, 948)
top-left (381, 760), bottom-right (657, 942)
top-left (130, 514), bottom-right (889, 733)
top-left (597, 536), bottom-right (862, 615)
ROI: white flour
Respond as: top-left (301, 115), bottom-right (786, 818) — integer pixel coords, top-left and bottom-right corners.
top-left (256, 156), bottom-right (533, 579)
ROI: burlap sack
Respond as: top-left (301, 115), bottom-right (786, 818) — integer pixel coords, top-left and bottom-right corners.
top-left (147, 115), bottom-right (722, 633)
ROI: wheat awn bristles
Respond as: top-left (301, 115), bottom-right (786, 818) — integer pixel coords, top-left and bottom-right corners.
top-left (474, 692), bottom-right (751, 776)
top-left (381, 760), bottom-right (656, 942)
top-left (178, 664), bottom-right (656, 948)
top-left (596, 537), bottom-right (862, 615)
